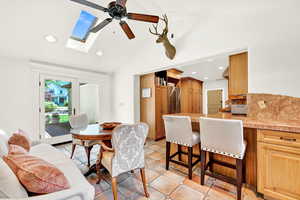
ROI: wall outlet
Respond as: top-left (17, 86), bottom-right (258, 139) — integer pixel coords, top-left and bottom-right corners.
top-left (258, 100), bottom-right (267, 109)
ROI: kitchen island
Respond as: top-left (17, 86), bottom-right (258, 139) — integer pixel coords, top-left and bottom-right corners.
top-left (165, 112), bottom-right (300, 199)
top-left (168, 112), bottom-right (300, 133)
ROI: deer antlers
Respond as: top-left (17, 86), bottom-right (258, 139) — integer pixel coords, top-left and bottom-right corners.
top-left (149, 14), bottom-right (168, 36)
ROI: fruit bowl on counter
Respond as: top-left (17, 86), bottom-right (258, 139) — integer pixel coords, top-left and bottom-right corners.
top-left (100, 122), bottom-right (122, 130)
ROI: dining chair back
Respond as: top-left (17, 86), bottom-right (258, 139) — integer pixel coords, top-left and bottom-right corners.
top-left (99, 123), bottom-right (150, 200)
top-left (110, 123), bottom-right (149, 177)
top-left (69, 114), bottom-right (88, 130)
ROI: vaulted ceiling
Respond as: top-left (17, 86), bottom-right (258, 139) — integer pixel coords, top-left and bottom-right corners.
top-left (0, 0), bottom-right (299, 73)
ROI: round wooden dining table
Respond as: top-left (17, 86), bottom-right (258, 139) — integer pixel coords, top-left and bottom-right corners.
top-left (70, 124), bottom-right (113, 176)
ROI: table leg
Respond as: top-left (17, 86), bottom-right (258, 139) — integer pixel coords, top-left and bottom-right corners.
top-left (84, 164), bottom-right (96, 177)
top-left (84, 140), bottom-right (112, 177)
top-left (96, 148), bottom-right (104, 183)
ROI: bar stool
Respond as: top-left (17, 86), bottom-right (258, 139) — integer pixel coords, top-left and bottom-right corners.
top-left (199, 117), bottom-right (247, 200)
top-left (163, 115), bottom-right (201, 179)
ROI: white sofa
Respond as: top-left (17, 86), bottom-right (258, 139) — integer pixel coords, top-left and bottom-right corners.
top-left (0, 130), bottom-right (95, 200)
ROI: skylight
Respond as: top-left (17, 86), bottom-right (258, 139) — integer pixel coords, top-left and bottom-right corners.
top-left (71, 10), bottom-right (97, 42)
top-left (66, 10), bottom-right (101, 53)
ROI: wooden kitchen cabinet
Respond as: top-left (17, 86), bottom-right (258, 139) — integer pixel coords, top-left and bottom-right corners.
top-left (257, 130), bottom-right (300, 200)
top-left (155, 86), bottom-right (168, 140)
top-left (228, 52), bottom-right (248, 97)
top-left (140, 70), bottom-right (179, 140)
top-left (180, 77), bottom-right (203, 113)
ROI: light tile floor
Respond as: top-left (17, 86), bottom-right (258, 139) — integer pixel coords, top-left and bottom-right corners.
top-left (56, 139), bottom-right (263, 200)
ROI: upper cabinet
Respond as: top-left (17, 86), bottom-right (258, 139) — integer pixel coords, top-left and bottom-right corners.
top-left (228, 52), bottom-right (248, 98)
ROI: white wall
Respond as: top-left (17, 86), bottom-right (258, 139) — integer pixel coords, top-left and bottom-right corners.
top-left (203, 80), bottom-right (228, 114)
top-left (112, 70), bottom-right (136, 123)
top-left (0, 57), bottom-right (36, 139)
top-left (112, 0), bottom-right (300, 123)
top-left (0, 56), bottom-right (113, 140)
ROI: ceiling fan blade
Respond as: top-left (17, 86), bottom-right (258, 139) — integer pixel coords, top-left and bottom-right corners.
top-left (127, 13), bottom-right (159, 23)
top-left (120, 21), bottom-right (135, 39)
top-left (70, 0), bottom-right (107, 12)
top-left (90, 18), bottom-right (113, 33)
top-left (116, 0), bottom-right (127, 7)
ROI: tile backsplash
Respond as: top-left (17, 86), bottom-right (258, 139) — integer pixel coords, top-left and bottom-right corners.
top-left (247, 93), bottom-right (300, 121)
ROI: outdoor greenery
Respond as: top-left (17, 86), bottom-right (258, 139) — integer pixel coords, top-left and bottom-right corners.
top-left (45, 101), bottom-right (58, 112)
top-left (44, 80), bottom-right (71, 125)
top-left (46, 113), bottom-right (69, 124)
top-left (59, 114), bottom-right (69, 123)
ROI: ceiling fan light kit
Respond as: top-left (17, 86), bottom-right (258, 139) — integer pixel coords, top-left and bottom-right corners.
top-left (70, 0), bottom-right (159, 40)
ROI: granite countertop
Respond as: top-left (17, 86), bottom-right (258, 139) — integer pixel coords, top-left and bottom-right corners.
top-left (166, 113), bottom-right (300, 133)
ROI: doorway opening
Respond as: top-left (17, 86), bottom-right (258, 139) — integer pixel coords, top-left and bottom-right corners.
top-left (39, 75), bottom-right (101, 144)
top-left (207, 89), bottom-right (223, 114)
top-left (42, 78), bottom-right (74, 141)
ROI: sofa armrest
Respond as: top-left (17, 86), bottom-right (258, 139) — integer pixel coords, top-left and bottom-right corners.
top-left (27, 190), bottom-right (86, 200)
top-left (8, 187), bottom-right (94, 200)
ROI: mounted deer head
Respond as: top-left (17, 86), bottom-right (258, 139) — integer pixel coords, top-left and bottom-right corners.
top-left (149, 14), bottom-right (176, 60)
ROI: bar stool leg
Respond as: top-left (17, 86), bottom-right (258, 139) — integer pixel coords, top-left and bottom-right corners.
top-left (198, 144), bottom-right (201, 158)
top-left (178, 144), bottom-right (182, 161)
top-left (188, 147), bottom-right (193, 179)
top-left (236, 158), bottom-right (243, 200)
top-left (166, 142), bottom-right (171, 170)
top-left (208, 152), bottom-right (214, 173)
top-left (200, 150), bottom-right (206, 185)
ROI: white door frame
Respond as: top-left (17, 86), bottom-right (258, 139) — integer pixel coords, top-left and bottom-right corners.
top-left (39, 74), bottom-right (78, 144)
top-left (31, 61), bottom-right (111, 144)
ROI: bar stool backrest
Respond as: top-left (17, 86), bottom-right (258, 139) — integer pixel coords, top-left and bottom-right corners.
top-left (163, 115), bottom-right (194, 147)
top-left (200, 117), bottom-right (245, 159)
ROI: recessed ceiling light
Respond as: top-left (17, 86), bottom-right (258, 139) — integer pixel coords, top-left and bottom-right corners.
top-left (192, 72), bottom-right (197, 75)
top-left (218, 66), bottom-right (224, 70)
top-left (204, 77), bottom-right (209, 80)
top-left (45, 35), bottom-right (57, 43)
top-left (96, 50), bottom-right (103, 56)
top-left (207, 58), bottom-right (214, 62)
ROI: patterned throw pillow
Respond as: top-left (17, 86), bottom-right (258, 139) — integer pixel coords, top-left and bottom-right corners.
top-left (3, 153), bottom-right (70, 194)
top-left (8, 145), bottom-right (28, 155)
top-left (8, 129), bottom-right (31, 152)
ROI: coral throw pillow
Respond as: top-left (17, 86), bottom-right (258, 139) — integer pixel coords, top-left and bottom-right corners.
top-left (8, 145), bottom-right (28, 155)
top-left (8, 129), bottom-right (31, 152)
top-left (3, 154), bottom-right (70, 194)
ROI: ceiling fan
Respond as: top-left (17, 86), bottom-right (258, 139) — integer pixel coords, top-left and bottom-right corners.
top-left (70, 0), bottom-right (160, 40)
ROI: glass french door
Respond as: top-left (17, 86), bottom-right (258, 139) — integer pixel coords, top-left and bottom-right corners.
top-left (79, 82), bottom-right (100, 124)
top-left (39, 75), bottom-right (78, 144)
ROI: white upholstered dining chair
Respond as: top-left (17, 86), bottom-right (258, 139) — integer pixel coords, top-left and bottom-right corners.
top-left (200, 117), bottom-right (247, 200)
top-left (97, 123), bottom-right (149, 200)
top-left (69, 114), bottom-right (99, 167)
top-left (163, 115), bottom-right (201, 179)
